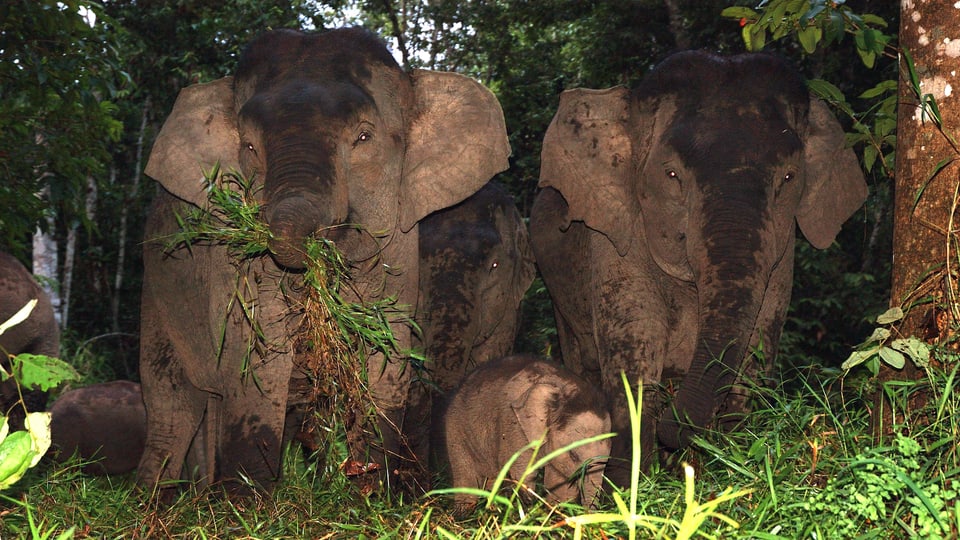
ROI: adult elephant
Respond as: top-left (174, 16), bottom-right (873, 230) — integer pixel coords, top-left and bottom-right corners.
top-left (417, 181), bottom-right (535, 397)
top-left (530, 51), bottom-right (867, 483)
top-left (138, 27), bottom-right (509, 493)
top-left (0, 252), bottom-right (60, 430)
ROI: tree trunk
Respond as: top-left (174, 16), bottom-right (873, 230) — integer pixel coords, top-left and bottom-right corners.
top-left (32, 182), bottom-right (60, 328)
top-left (880, 1), bottom-right (960, 437)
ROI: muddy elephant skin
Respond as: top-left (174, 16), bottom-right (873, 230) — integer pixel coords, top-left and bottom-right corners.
top-left (437, 354), bottom-right (611, 509)
top-left (530, 51), bottom-right (868, 483)
top-left (139, 27), bottom-right (510, 492)
top-left (0, 251), bottom-right (59, 430)
top-left (50, 380), bottom-right (146, 476)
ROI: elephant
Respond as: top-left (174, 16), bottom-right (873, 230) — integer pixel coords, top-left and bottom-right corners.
top-left (50, 380), bottom-right (146, 476)
top-left (0, 251), bottom-right (60, 430)
top-left (138, 27), bottom-right (510, 493)
top-left (529, 51), bottom-right (867, 483)
top-left (416, 181), bottom-right (536, 424)
top-left (437, 354), bottom-right (611, 510)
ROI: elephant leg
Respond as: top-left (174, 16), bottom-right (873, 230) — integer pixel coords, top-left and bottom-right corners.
top-left (137, 333), bottom-right (206, 490)
top-left (366, 347), bottom-right (431, 492)
top-left (216, 390), bottom-right (287, 493)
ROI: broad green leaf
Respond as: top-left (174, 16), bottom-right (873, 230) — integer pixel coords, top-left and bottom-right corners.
top-left (0, 300), bottom-right (37, 336)
top-left (856, 47), bottom-right (876, 69)
top-left (798, 25), bottom-right (821, 54)
top-left (842, 348), bottom-right (879, 371)
top-left (865, 327), bottom-right (891, 344)
top-left (742, 23), bottom-right (766, 51)
top-left (24, 412), bottom-right (51, 467)
top-left (721, 7), bottom-right (757, 19)
top-left (863, 144), bottom-right (877, 172)
top-left (861, 13), bottom-right (888, 27)
top-left (879, 346), bottom-right (906, 369)
top-left (876, 307), bottom-right (904, 324)
top-left (890, 338), bottom-right (931, 369)
top-left (0, 431), bottom-right (35, 490)
top-left (10, 354), bottom-right (80, 392)
top-left (807, 78), bottom-right (845, 104)
top-left (858, 80), bottom-right (897, 99)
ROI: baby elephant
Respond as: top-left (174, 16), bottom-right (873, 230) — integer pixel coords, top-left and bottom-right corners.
top-left (438, 355), bottom-right (611, 509)
top-left (50, 380), bottom-right (146, 475)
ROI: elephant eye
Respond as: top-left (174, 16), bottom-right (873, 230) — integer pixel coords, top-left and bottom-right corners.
top-left (783, 172), bottom-right (795, 183)
top-left (245, 142), bottom-right (257, 154)
top-left (356, 130), bottom-right (372, 144)
top-left (490, 260), bottom-right (500, 270)
top-left (666, 169), bottom-right (678, 179)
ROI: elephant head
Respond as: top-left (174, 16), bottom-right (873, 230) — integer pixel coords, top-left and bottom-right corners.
top-left (510, 365), bottom-right (611, 506)
top-left (440, 355), bottom-right (610, 509)
top-left (417, 181), bottom-right (536, 392)
top-left (538, 52), bottom-right (867, 450)
top-left (145, 27), bottom-right (510, 272)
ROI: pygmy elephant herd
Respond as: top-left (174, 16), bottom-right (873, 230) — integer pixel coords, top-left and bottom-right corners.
top-left (1, 27), bottom-right (867, 509)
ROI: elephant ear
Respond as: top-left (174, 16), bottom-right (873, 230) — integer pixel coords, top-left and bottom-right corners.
top-left (538, 87), bottom-right (637, 256)
top-left (512, 213), bottom-right (537, 307)
top-left (511, 382), bottom-right (559, 446)
top-left (797, 98), bottom-right (868, 249)
top-left (144, 77), bottom-right (240, 208)
top-left (400, 70), bottom-right (511, 233)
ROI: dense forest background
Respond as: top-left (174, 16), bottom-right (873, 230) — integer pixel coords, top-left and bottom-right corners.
top-left (0, 0), bottom-right (897, 383)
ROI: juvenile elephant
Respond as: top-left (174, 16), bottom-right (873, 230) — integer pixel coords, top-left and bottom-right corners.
top-left (438, 354), bottom-right (611, 509)
top-left (530, 51), bottom-right (867, 482)
top-left (417, 180), bottom-right (535, 403)
top-left (0, 252), bottom-right (59, 430)
top-left (50, 380), bottom-right (146, 476)
top-left (139, 27), bottom-right (509, 492)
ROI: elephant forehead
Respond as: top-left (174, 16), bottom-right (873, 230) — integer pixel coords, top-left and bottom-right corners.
top-left (235, 28), bottom-right (400, 103)
top-left (240, 81), bottom-right (376, 127)
top-left (666, 105), bottom-right (802, 174)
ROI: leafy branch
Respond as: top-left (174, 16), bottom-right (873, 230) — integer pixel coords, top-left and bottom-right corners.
top-left (723, 0), bottom-right (898, 177)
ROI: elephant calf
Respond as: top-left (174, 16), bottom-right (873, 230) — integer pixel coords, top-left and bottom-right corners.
top-left (50, 380), bottom-right (146, 475)
top-left (437, 355), bottom-right (611, 509)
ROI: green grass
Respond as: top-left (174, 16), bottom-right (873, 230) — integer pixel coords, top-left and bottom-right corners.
top-left (3, 361), bottom-right (958, 539)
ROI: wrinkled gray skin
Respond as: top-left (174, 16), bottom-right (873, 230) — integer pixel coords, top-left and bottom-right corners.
top-left (417, 181), bottom-right (535, 410)
top-left (50, 380), bottom-right (146, 476)
top-left (530, 51), bottom-right (867, 484)
top-left (0, 252), bottom-right (59, 430)
top-left (139, 28), bottom-right (509, 493)
top-left (438, 354), bottom-right (611, 510)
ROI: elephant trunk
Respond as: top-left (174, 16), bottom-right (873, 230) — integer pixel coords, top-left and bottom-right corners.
top-left (658, 190), bottom-right (773, 450)
top-left (265, 195), bottom-right (328, 270)
top-left (262, 149), bottom-right (349, 270)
